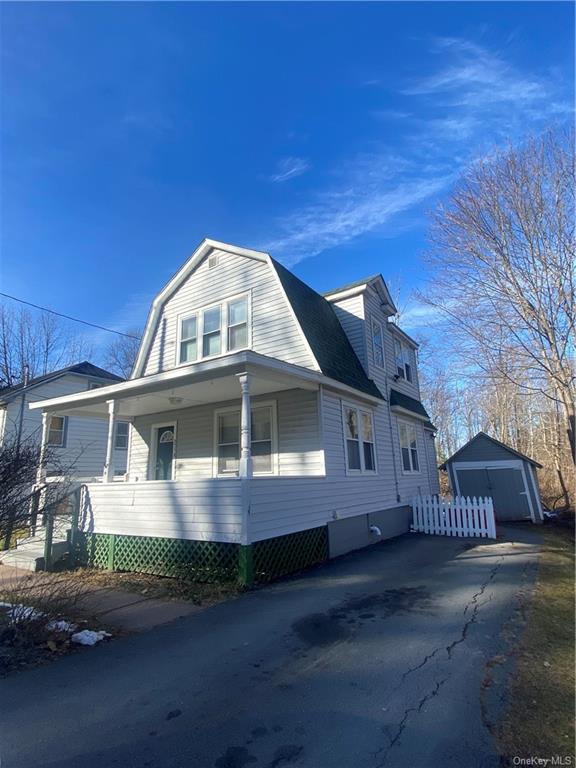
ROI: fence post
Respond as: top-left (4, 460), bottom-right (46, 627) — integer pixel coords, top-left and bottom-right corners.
top-left (486, 497), bottom-right (496, 539)
top-left (43, 507), bottom-right (54, 572)
top-left (238, 544), bottom-right (254, 587)
top-left (107, 534), bottom-right (116, 571)
top-left (68, 486), bottom-right (81, 568)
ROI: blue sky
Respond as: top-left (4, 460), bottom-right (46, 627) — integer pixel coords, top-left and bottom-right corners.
top-left (1, 2), bottom-right (573, 349)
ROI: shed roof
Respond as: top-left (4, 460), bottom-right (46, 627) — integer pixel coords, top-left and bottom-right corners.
top-left (439, 432), bottom-right (542, 470)
top-left (271, 259), bottom-right (384, 400)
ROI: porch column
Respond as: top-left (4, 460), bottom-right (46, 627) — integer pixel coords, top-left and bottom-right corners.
top-left (36, 411), bottom-right (50, 485)
top-left (103, 400), bottom-right (117, 483)
top-left (237, 372), bottom-right (252, 479)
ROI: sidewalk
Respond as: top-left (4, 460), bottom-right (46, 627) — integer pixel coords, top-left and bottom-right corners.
top-left (0, 565), bottom-right (201, 632)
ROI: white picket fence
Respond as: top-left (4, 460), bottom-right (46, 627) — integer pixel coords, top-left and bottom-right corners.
top-left (412, 495), bottom-right (497, 539)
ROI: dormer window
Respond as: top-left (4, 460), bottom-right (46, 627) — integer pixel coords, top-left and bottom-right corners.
top-left (394, 339), bottom-right (413, 382)
top-left (178, 294), bottom-right (250, 365)
top-left (372, 319), bottom-right (385, 369)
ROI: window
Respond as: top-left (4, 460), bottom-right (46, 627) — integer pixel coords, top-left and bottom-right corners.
top-left (372, 319), bottom-right (385, 369)
top-left (203, 306), bottom-right (222, 357)
top-left (47, 415), bottom-right (67, 447)
top-left (114, 422), bottom-right (129, 450)
top-left (343, 404), bottom-right (376, 474)
top-left (399, 421), bottom-right (420, 473)
top-left (228, 297), bottom-right (248, 352)
top-left (215, 404), bottom-right (275, 476)
top-left (179, 315), bottom-right (198, 363)
top-left (394, 339), bottom-right (413, 382)
top-left (178, 294), bottom-right (250, 366)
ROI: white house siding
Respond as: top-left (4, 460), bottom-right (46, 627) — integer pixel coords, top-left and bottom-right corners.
top-left (128, 388), bottom-right (324, 481)
top-left (2, 374), bottom-right (126, 478)
top-left (248, 387), bottom-right (400, 542)
top-left (142, 250), bottom-right (317, 376)
top-left (424, 430), bottom-right (440, 494)
top-left (329, 294), bottom-right (367, 369)
top-left (82, 480), bottom-right (243, 543)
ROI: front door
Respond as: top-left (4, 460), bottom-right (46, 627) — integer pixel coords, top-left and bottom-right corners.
top-left (154, 425), bottom-right (175, 480)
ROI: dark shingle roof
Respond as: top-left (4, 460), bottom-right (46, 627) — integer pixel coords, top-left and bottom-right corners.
top-left (438, 432), bottom-right (542, 470)
top-left (271, 259), bottom-right (383, 400)
top-left (0, 361), bottom-right (123, 401)
top-left (322, 275), bottom-right (381, 297)
top-left (390, 389), bottom-right (433, 423)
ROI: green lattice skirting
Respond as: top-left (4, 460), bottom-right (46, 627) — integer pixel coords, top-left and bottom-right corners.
top-left (77, 526), bottom-right (328, 585)
top-left (253, 526), bottom-right (328, 583)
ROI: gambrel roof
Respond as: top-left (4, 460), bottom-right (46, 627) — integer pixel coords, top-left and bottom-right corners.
top-left (132, 239), bottom-right (384, 400)
top-left (0, 362), bottom-right (123, 404)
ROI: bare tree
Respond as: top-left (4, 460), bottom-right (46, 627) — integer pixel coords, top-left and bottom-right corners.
top-left (421, 129), bottom-right (575, 506)
top-left (0, 305), bottom-right (92, 388)
top-left (104, 330), bottom-right (141, 379)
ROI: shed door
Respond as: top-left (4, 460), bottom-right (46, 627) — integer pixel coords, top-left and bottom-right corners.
top-left (455, 466), bottom-right (532, 521)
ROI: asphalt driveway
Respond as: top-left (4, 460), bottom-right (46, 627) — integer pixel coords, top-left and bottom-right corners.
top-left (0, 526), bottom-right (542, 768)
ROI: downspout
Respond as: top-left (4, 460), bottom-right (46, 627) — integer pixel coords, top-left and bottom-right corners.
top-left (386, 384), bottom-right (401, 503)
top-left (16, 364), bottom-right (30, 453)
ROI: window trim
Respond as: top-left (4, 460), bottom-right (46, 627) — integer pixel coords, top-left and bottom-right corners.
top-left (397, 418), bottom-right (421, 474)
top-left (176, 292), bottom-right (251, 367)
top-left (371, 317), bottom-right (385, 370)
top-left (212, 400), bottom-right (278, 478)
top-left (47, 415), bottom-right (68, 448)
top-left (114, 421), bottom-right (130, 450)
top-left (341, 401), bottom-right (377, 476)
top-left (148, 421), bottom-right (178, 481)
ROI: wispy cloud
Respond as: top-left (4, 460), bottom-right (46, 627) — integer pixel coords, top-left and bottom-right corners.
top-left (269, 156), bottom-right (310, 183)
top-left (261, 36), bottom-right (571, 265)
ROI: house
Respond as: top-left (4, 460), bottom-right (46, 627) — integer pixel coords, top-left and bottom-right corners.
top-left (439, 432), bottom-right (544, 524)
top-left (28, 239), bottom-right (439, 583)
top-left (0, 361), bottom-right (127, 480)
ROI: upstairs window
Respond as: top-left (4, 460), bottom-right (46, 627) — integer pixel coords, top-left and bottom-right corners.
top-left (114, 422), bottom-right (129, 450)
top-left (178, 294), bottom-right (250, 365)
top-left (180, 315), bottom-right (198, 363)
top-left (343, 404), bottom-right (376, 474)
top-left (372, 319), bottom-right (385, 369)
top-left (47, 415), bottom-right (67, 447)
top-left (394, 339), bottom-right (413, 382)
top-left (202, 306), bottom-right (222, 357)
top-left (399, 421), bottom-right (420, 473)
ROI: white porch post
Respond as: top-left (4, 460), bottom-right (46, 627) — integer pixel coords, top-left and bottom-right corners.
top-left (103, 400), bottom-right (117, 483)
top-left (36, 411), bottom-right (50, 485)
top-left (237, 372), bottom-right (252, 479)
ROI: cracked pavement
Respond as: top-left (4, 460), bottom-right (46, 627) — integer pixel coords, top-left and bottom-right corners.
top-left (0, 526), bottom-right (542, 768)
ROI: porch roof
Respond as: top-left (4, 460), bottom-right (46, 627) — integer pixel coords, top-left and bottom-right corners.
top-left (29, 350), bottom-right (384, 418)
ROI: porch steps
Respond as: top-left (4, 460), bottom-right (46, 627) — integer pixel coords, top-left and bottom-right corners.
top-left (0, 532), bottom-right (70, 572)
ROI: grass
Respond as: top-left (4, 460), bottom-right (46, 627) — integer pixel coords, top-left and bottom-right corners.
top-left (497, 523), bottom-right (575, 762)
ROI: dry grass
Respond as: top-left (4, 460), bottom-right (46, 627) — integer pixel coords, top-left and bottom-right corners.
top-left (71, 567), bottom-right (242, 606)
top-left (497, 525), bottom-right (575, 762)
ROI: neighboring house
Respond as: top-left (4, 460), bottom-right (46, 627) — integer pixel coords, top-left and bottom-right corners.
top-left (440, 432), bottom-right (544, 523)
top-left (0, 362), bottom-right (127, 480)
top-left (29, 239), bottom-right (439, 582)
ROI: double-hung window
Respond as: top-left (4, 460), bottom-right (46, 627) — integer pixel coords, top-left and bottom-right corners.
top-left (215, 404), bottom-right (275, 476)
top-left (343, 404), bottom-right (376, 474)
top-left (399, 421), bottom-right (420, 473)
top-left (47, 415), bottom-right (67, 447)
top-left (179, 295), bottom-right (249, 365)
top-left (394, 339), bottom-right (413, 382)
top-left (114, 422), bottom-right (129, 450)
top-left (372, 318), bottom-right (385, 369)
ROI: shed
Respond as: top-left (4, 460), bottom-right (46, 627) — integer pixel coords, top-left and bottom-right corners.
top-left (439, 432), bottom-right (544, 524)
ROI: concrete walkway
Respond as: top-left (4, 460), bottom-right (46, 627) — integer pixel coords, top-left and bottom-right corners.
top-left (0, 565), bottom-right (200, 632)
top-left (0, 526), bottom-right (542, 768)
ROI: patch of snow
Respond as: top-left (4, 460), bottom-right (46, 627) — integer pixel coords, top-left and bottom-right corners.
top-left (71, 629), bottom-right (112, 646)
top-left (0, 602), bottom-right (44, 621)
top-left (46, 619), bottom-right (77, 633)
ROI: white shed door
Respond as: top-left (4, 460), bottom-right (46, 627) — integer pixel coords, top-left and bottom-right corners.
top-left (456, 466), bottom-right (532, 521)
